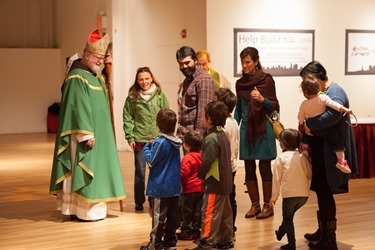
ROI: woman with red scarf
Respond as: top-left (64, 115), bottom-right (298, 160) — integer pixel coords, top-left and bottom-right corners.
top-left (234, 47), bottom-right (280, 220)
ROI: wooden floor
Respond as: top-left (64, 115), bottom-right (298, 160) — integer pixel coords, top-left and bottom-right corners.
top-left (0, 133), bottom-right (375, 250)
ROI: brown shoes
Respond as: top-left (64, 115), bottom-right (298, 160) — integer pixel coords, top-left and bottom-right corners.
top-left (256, 203), bottom-right (274, 219)
top-left (245, 203), bottom-right (261, 218)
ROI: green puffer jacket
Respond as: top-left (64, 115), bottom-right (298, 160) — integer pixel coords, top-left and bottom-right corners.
top-left (123, 88), bottom-right (169, 143)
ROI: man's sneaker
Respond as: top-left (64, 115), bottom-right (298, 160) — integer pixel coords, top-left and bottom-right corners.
top-left (336, 160), bottom-right (351, 174)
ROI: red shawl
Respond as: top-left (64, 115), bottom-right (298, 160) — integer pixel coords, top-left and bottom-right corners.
top-left (236, 70), bottom-right (279, 143)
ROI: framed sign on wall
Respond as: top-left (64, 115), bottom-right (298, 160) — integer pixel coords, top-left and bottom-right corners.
top-left (345, 29), bottom-right (375, 75)
top-left (234, 28), bottom-right (315, 77)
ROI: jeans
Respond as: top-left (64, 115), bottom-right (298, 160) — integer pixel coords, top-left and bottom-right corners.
top-left (278, 197), bottom-right (308, 245)
top-left (134, 143), bottom-right (146, 205)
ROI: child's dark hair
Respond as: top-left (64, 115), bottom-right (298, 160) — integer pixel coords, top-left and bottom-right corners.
top-left (183, 131), bottom-right (203, 152)
top-left (300, 77), bottom-right (320, 97)
top-left (279, 128), bottom-right (301, 150)
top-left (156, 108), bottom-right (177, 134)
top-left (214, 88), bottom-right (237, 113)
top-left (204, 101), bottom-right (228, 127)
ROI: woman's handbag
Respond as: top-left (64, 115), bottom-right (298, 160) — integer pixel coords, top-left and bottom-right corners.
top-left (266, 111), bottom-right (284, 140)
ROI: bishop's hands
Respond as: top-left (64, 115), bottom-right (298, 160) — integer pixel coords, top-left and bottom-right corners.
top-left (86, 138), bottom-right (95, 147)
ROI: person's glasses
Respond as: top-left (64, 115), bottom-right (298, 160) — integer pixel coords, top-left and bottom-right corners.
top-left (90, 53), bottom-right (105, 62)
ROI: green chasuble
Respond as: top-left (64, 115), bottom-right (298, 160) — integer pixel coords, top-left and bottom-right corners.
top-left (49, 67), bottom-right (126, 202)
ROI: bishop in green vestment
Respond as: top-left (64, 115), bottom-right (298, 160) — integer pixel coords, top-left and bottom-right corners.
top-left (49, 29), bottom-right (125, 221)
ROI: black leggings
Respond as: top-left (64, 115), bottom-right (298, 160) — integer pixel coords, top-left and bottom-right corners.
top-left (244, 159), bottom-right (272, 182)
top-left (316, 189), bottom-right (336, 221)
top-left (310, 136), bottom-right (337, 221)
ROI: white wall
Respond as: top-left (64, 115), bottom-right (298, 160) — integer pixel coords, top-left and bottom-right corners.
top-left (112, 0), bottom-right (207, 150)
top-left (1, 0), bottom-right (374, 147)
top-left (0, 48), bottom-right (61, 134)
top-left (55, 0), bottom-right (113, 80)
top-left (0, 0), bottom-right (112, 135)
top-left (0, 0), bottom-right (207, 147)
top-left (207, 0), bottom-right (375, 130)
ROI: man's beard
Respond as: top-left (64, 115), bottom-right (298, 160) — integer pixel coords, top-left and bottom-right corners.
top-left (181, 65), bottom-right (196, 78)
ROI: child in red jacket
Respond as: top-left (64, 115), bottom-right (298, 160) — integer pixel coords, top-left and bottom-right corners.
top-left (179, 130), bottom-right (204, 241)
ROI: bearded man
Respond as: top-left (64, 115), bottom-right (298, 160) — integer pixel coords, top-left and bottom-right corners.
top-left (176, 46), bottom-right (215, 139)
top-left (49, 29), bottom-right (126, 221)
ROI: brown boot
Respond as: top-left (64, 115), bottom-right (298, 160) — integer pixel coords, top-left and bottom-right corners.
top-left (245, 180), bottom-right (261, 218)
top-left (256, 181), bottom-right (274, 219)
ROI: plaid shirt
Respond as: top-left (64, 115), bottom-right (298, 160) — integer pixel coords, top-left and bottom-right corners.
top-left (177, 67), bottom-right (215, 139)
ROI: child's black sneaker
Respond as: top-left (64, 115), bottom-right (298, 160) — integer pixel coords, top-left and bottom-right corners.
top-left (139, 241), bottom-right (164, 250)
top-left (190, 239), bottom-right (212, 249)
top-left (193, 229), bottom-right (201, 241)
top-left (275, 229), bottom-right (285, 241)
top-left (177, 231), bottom-right (194, 240)
top-left (280, 243), bottom-right (296, 250)
top-left (212, 242), bottom-right (234, 249)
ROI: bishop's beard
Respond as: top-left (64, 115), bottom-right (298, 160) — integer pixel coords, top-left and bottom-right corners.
top-left (90, 64), bottom-right (104, 75)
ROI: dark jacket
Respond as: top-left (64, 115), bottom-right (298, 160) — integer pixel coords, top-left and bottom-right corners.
top-left (307, 82), bottom-right (358, 193)
top-left (198, 127), bottom-right (232, 195)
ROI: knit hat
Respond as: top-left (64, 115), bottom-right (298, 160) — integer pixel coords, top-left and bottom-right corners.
top-left (85, 28), bottom-right (109, 56)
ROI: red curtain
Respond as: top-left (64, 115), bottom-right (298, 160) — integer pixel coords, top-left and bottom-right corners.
top-left (352, 123), bottom-right (375, 178)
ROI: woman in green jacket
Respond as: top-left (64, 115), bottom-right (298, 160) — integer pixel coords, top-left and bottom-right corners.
top-left (123, 67), bottom-right (169, 211)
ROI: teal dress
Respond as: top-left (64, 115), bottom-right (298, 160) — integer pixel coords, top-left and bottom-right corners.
top-left (234, 97), bottom-right (277, 160)
top-left (234, 71), bottom-right (279, 161)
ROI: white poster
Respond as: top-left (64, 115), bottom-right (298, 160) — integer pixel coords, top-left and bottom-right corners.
top-left (234, 29), bottom-right (314, 77)
top-left (345, 30), bottom-right (375, 75)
